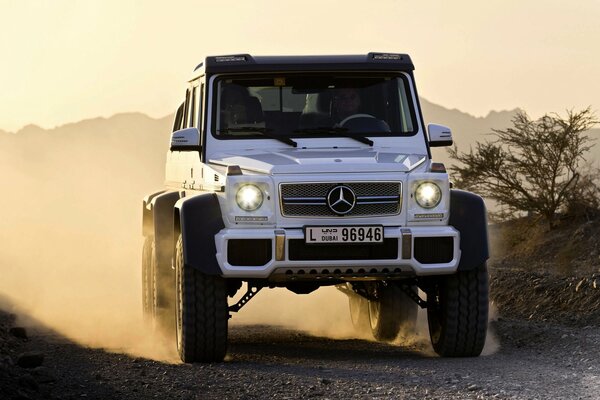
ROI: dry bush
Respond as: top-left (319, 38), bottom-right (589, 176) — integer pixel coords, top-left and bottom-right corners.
top-left (449, 108), bottom-right (598, 228)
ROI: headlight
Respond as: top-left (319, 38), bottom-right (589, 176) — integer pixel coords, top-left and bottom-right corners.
top-left (415, 182), bottom-right (442, 208)
top-left (236, 184), bottom-right (264, 211)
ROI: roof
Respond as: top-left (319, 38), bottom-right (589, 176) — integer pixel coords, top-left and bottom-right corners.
top-left (196, 53), bottom-right (414, 74)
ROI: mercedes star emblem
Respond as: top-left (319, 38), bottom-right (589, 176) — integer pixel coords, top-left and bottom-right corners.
top-left (327, 185), bottom-right (356, 215)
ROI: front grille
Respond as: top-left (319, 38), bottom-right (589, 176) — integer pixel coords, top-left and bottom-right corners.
top-left (414, 237), bottom-right (454, 264)
top-left (280, 182), bottom-right (401, 217)
top-left (288, 238), bottom-right (398, 261)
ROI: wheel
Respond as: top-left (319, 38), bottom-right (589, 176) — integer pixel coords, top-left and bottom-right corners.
top-left (367, 283), bottom-right (406, 342)
top-left (395, 284), bottom-right (419, 337)
top-left (141, 236), bottom-right (154, 322)
top-left (175, 234), bottom-right (228, 363)
top-left (151, 239), bottom-right (175, 337)
top-left (348, 292), bottom-right (370, 334)
top-left (426, 264), bottom-right (489, 357)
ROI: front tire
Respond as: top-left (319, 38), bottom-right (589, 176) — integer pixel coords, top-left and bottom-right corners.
top-left (175, 235), bottom-right (228, 363)
top-left (426, 264), bottom-right (489, 357)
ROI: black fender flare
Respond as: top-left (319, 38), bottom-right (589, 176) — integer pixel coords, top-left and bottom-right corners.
top-left (448, 189), bottom-right (490, 271)
top-left (151, 191), bottom-right (183, 272)
top-left (142, 190), bottom-right (166, 237)
top-left (175, 193), bottom-right (225, 275)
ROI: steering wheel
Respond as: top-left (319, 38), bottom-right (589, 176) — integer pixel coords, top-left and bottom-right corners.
top-left (338, 113), bottom-right (376, 127)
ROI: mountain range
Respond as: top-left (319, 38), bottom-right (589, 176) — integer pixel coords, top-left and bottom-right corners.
top-left (1, 99), bottom-right (598, 186)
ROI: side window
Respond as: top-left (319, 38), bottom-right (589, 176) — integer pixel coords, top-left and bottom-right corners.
top-left (198, 83), bottom-right (205, 146)
top-left (189, 86), bottom-right (196, 128)
top-left (183, 88), bottom-right (191, 128)
top-left (173, 102), bottom-right (185, 132)
top-left (193, 84), bottom-right (201, 129)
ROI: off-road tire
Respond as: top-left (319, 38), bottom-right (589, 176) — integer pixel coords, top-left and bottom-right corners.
top-left (142, 236), bottom-right (154, 322)
top-left (395, 284), bottom-right (419, 337)
top-left (348, 292), bottom-right (370, 335)
top-left (151, 240), bottom-right (175, 337)
top-left (427, 263), bottom-right (489, 357)
top-left (368, 283), bottom-right (405, 341)
top-left (175, 235), bottom-right (228, 363)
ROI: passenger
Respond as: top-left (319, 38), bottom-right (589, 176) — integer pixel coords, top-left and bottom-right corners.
top-left (220, 85), bottom-right (249, 127)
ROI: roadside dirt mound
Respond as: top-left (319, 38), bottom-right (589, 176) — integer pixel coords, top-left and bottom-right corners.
top-left (489, 214), bottom-right (600, 326)
top-left (490, 268), bottom-right (600, 326)
top-left (489, 216), bottom-right (600, 276)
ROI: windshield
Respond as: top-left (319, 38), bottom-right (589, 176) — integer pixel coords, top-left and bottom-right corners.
top-left (212, 74), bottom-right (417, 140)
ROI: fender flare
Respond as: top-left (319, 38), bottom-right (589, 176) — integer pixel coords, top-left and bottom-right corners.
top-left (142, 190), bottom-right (166, 237)
top-left (151, 191), bottom-right (183, 271)
top-left (175, 193), bottom-right (225, 275)
top-left (448, 189), bottom-right (490, 271)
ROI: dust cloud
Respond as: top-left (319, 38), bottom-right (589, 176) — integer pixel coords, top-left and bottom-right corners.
top-left (231, 286), bottom-right (357, 339)
top-left (0, 114), bottom-right (178, 361)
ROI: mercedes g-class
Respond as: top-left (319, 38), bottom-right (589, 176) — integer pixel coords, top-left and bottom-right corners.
top-left (142, 53), bottom-right (489, 363)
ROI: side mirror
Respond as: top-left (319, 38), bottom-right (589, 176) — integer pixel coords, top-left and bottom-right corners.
top-left (170, 127), bottom-right (201, 151)
top-left (427, 124), bottom-right (453, 147)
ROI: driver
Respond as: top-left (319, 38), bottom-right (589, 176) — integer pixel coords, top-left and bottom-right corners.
top-left (332, 88), bottom-right (361, 123)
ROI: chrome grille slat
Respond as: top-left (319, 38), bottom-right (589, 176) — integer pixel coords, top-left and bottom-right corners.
top-left (280, 182), bottom-right (402, 217)
top-left (357, 200), bottom-right (399, 205)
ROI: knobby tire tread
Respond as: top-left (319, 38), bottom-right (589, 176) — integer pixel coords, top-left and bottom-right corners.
top-left (177, 236), bottom-right (228, 363)
top-left (430, 264), bottom-right (489, 357)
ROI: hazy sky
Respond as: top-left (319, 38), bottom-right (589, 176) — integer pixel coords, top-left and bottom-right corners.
top-left (1, 0), bottom-right (599, 132)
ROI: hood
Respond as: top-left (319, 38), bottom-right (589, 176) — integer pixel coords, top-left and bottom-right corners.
top-left (208, 148), bottom-right (427, 175)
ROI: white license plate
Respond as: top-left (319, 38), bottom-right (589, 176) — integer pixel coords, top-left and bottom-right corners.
top-left (305, 226), bottom-right (384, 244)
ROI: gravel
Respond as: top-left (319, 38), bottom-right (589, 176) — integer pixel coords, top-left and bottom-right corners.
top-left (1, 307), bottom-right (600, 399)
top-left (2, 262), bottom-right (600, 399)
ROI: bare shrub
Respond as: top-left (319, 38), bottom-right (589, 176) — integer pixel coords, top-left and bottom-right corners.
top-left (449, 108), bottom-right (598, 228)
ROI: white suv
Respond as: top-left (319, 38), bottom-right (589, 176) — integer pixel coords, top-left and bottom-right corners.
top-left (142, 53), bottom-right (490, 363)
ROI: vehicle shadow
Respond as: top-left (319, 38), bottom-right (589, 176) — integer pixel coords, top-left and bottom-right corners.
top-left (228, 324), bottom-right (433, 363)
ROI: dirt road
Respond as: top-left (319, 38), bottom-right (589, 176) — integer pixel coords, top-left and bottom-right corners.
top-left (3, 316), bottom-right (600, 400)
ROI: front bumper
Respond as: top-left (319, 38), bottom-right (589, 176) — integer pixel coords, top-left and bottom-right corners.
top-left (214, 226), bottom-right (461, 279)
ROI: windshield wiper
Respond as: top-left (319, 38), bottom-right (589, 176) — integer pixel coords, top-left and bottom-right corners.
top-left (293, 127), bottom-right (374, 146)
top-left (218, 127), bottom-right (297, 147)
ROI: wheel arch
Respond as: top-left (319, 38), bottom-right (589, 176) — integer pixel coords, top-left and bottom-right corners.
top-left (449, 189), bottom-right (490, 271)
top-left (142, 190), bottom-right (166, 237)
top-left (174, 193), bottom-right (225, 275)
top-left (148, 191), bottom-right (184, 274)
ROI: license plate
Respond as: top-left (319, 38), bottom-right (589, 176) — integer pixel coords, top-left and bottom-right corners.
top-left (305, 226), bottom-right (384, 244)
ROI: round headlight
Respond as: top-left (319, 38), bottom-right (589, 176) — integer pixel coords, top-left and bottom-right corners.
top-left (415, 182), bottom-right (442, 209)
top-left (236, 184), bottom-right (264, 211)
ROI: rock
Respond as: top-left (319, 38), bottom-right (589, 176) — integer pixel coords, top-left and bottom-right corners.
top-left (17, 352), bottom-right (45, 368)
top-left (467, 384), bottom-right (481, 391)
top-left (9, 327), bottom-right (28, 340)
top-left (319, 378), bottom-right (332, 385)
